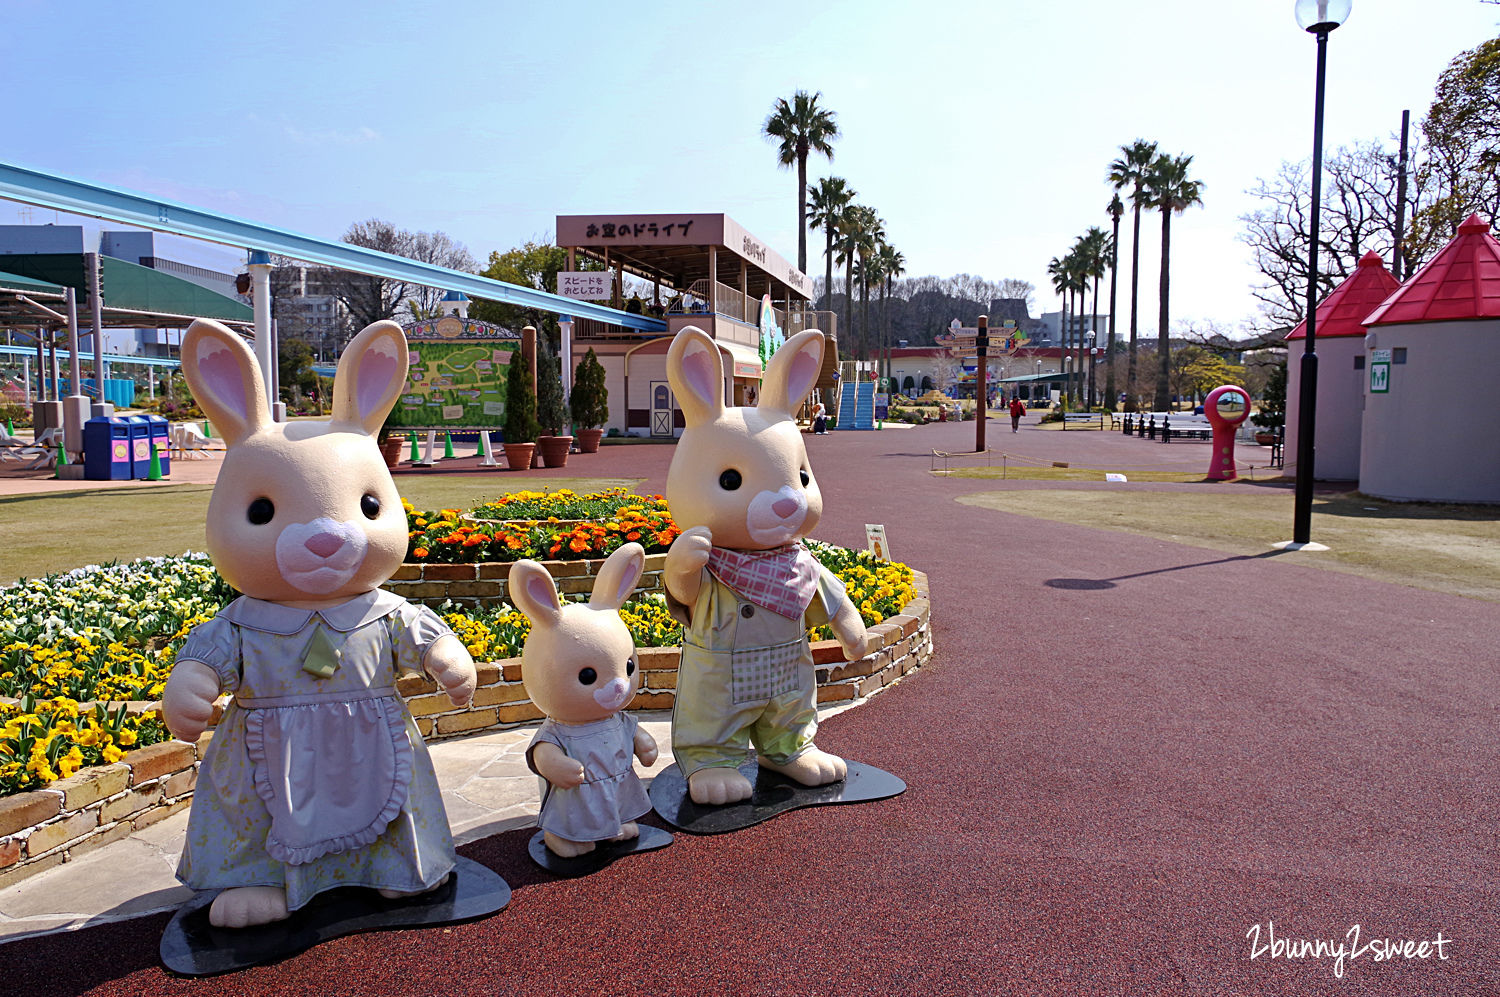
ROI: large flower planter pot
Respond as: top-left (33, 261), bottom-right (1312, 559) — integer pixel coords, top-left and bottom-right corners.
top-left (536, 435), bottom-right (573, 468)
top-left (502, 442), bottom-right (536, 471)
top-left (380, 437), bottom-right (406, 469)
top-left (575, 428), bottom-right (604, 454)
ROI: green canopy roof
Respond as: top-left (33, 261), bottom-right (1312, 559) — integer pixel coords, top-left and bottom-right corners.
top-left (0, 253), bottom-right (251, 327)
top-left (0, 268), bottom-right (67, 294)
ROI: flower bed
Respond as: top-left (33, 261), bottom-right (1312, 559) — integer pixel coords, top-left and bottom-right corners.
top-left (0, 488), bottom-right (932, 884)
top-left (406, 489), bottom-right (681, 564)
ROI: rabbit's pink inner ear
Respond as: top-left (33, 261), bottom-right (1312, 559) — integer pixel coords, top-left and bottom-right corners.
top-left (526, 573), bottom-right (560, 614)
top-left (197, 344), bottom-right (247, 417)
top-left (785, 350), bottom-right (820, 403)
top-left (612, 556), bottom-right (643, 605)
top-left (680, 345), bottom-right (719, 406)
top-left (357, 342), bottom-right (401, 422)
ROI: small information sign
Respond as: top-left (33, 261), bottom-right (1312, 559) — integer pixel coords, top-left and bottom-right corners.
top-left (1370, 361), bottom-right (1391, 393)
top-left (865, 524), bottom-right (891, 561)
top-left (557, 271), bottom-right (612, 300)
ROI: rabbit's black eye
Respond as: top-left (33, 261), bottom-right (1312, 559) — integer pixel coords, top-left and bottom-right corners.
top-left (719, 469), bottom-right (742, 491)
top-left (360, 494), bottom-right (381, 520)
top-left (626, 658), bottom-right (636, 676)
top-left (799, 469), bottom-right (811, 487)
top-left (578, 667), bottom-right (598, 686)
top-left (247, 497), bottom-right (275, 525)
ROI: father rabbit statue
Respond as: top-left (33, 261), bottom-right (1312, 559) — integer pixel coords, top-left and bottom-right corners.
top-left (663, 325), bottom-right (875, 806)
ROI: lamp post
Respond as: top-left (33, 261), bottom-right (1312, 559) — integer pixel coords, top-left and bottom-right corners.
top-left (1085, 332), bottom-right (1097, 408)
top-left (1288, 0), bottom-right (1351, 548)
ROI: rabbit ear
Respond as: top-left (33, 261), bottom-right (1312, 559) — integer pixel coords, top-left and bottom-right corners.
top-left (591, 542), bottom-right (645, 611)
top-left (666, 325), bottom-right (724, 426)
top-left (509, 560), bottom-right (563, 628)
top-left (181, 319), bottom-right (270, 447)
top-left (759, 330), bottom-right (825, 415)
top-left (332, 321), bottom-right (409, 435)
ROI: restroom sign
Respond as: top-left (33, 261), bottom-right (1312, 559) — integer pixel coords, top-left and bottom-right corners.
top-left (1370, 361), bottom-right (1391, 393)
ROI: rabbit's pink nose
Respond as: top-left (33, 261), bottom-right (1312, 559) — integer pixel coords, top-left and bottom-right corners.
top-left (304, 532), bottom-right (345, 559)
top-left (772, 497), bottom-right (799, 519)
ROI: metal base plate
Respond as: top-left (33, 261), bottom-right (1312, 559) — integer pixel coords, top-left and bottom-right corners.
top-left (159, 857), bottom-right (510, 977)
top-left (648, 759), bottom-right (905, 835)
top-left (526, 825), bottom-right (674, 877)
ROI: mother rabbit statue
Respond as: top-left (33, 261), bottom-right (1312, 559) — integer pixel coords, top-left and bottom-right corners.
top-left (161, 319), bottom-right (477, 928)
top-left (663, 325), bottom-right (875, 806)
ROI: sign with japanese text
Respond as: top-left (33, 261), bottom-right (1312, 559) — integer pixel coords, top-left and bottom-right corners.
top-left (557, 271), bottom-right (612, 300)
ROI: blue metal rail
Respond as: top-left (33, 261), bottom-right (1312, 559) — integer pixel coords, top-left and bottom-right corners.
top-left (0, 161), bottom-right (665, 333)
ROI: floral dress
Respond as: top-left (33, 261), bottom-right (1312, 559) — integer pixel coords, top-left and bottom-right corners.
top-left (175, 589), bottom-right (456, 911)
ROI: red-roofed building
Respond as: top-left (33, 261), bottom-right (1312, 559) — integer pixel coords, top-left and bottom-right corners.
top-left (1360, 214), bottom-right (1500, 502)
top-left (1283, 251), bottom-right (1400, 480)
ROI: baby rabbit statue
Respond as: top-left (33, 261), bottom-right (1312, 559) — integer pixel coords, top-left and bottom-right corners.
top-left (510, 543), bottom-right (659, 858)
top-left (161, 318), bottom-right (477, 930)
top-left (663, 326), bottom-right (874, 807)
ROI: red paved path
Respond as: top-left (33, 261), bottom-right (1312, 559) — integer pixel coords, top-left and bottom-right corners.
top-left (6, 418), bottom-right (1496, 995)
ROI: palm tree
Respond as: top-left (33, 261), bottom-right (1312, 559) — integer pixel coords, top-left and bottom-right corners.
top-left (1069, 248), bottom-right (1089, 405)
top-left (1105, 194), bottom-right (1125, 410)
top-left (836, 205), bottom-right (883, 359)
top-left (1047, 256), bottom-right (1071, 403)
top-left (1108, 139), bottom-right (1159, 409)
top-left (1142, 152), bottom-right (1206, 411)
top-left (1079, 227), bottom-right (1111, 407)
top-left (833, 208), bottom-right (861, 355)
top-left (763, 91), bottom-right (840, 275)
top-left (856, 215), bottom-right (886, 364)
top-left (876, 243), bottom-right (905, 386)
top-left (807, 176), bottom-right (856, 335)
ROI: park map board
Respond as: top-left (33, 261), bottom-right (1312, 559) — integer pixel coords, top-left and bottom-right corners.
top-left (392, 316), bottom-right (520, 431)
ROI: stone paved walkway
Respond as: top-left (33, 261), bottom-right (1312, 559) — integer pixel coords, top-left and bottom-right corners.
top-left (0, 717), bottom-right (672, 940)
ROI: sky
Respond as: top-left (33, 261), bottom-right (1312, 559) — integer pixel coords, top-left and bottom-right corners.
top-left (2, 0), bottom-right (1497, 347)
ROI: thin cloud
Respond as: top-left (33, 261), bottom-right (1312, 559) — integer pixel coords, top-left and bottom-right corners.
top-left (283, 124), bottom-right (381, 145)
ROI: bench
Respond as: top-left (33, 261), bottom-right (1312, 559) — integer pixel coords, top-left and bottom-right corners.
top-left (1061, 412), bottom-right (1112, 430)
top-left (1159, 414), bottom-right (1212, 441)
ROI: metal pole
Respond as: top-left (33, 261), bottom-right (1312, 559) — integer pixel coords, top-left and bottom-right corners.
top-left (86, 251), bottom-right (106, 399)
top-left (249, 250), bottom-right (274, 411)
top-left (49, 329), bottom-right (60, 398)
top-left (65, 286), bottom-right (82, 390)
top-left (975, 315), bottom-right (988, 453)
top-left (1393, 109), bottom-right (1410, 281)
top-left (1293, 27), bottom-right (1330, 545)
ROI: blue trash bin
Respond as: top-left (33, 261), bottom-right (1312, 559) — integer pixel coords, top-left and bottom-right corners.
top-left (83, 416), bottom-right (133, 480)
top-left (143, 414), bottom-right (171, 477)
top-left (121, 415), bottom-right (153, 478)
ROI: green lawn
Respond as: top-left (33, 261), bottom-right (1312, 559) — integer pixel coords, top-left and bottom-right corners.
top-left (957, 487), bottom-right (1500, 601)
top-left (0, 476), bottom-right (641, 585)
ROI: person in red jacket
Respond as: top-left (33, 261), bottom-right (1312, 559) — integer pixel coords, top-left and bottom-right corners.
top-left (1009, 396), bottom-right (1026, 433)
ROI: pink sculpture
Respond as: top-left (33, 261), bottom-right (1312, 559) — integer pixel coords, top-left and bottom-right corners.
top-left (1204, 385), bottom-right (1251, 481)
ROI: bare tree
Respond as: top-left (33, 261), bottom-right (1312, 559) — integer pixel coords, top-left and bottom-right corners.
top-left (1240, 140), bottom-right (1437, 333)
top-left (333, 219), bottom-right (477, 330)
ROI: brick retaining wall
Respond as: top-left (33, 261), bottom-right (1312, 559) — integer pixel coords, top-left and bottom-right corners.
top-left (383, 553), bottom-right (670, 608)
top-left (0, 568), bottom-right (930, 887)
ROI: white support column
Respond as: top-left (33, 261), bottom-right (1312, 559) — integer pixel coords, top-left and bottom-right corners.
top-left (479, 431), bottom-right (498, 467)
top-left (249, 250), bottom-right (275, 414)
top-left (560, 315), bottom-right (574, 408)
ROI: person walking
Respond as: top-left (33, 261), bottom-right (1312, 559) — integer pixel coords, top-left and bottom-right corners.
top-left (1009, 396), bottom-right (1026, 433)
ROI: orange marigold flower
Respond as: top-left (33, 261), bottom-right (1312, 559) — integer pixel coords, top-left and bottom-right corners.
top-left (626, 531), bottom-right (641, 541)
top-left (413, 547), bottom-right (429, 558)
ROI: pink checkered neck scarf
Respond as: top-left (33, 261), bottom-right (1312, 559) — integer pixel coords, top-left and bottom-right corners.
top-left (707, 543), bottom-right (819, 621)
